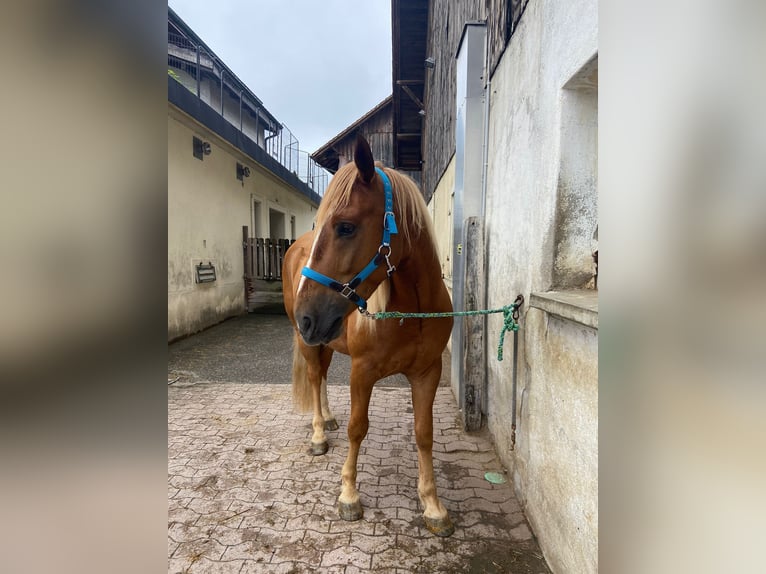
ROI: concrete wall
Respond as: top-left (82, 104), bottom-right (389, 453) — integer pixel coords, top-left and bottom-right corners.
top-left (481, 0), bottom-right (598, 572)
top-left (523, 299), bottom-right (598, 574)
top-left (427, 156), bottom-right (456, 353)
top-left (168, 105), bottom-right (317, 341)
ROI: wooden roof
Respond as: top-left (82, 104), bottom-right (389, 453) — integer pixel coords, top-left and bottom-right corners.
top-left (311, 97), bottom-right (392, 173)
top-left (391, 0), bottom-right (429, 172)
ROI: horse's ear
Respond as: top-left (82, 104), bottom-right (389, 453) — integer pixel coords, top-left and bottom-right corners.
top-left (354, 133), bottom-right (375, 184)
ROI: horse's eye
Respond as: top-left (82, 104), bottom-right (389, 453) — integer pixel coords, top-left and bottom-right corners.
top-left (336, 222), bottom-right (356, 237)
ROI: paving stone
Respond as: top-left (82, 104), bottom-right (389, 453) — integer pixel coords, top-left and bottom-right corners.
top-left (172, 537), bottom-right (227, 563)
top-left (320, 546), bottom-right (372, 570)
top-left (349, 532), bottom-right (396, 555)
top-left (168, 379), bottom-right (549, 573)
top-left (370, 545), bottom-right (421, 571)
top-left (510, 521), bottom-right (534, 541)
top-left (327, 516), bottom-right (377, 536)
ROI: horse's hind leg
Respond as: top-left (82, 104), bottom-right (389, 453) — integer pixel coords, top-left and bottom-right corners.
top-left (409, 362), bottom-right (454, 537)
top-left (337, 364), bottom-right (375, 521)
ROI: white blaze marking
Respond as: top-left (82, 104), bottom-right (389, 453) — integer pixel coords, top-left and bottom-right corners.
top-left (296, 224), bottom-right (322, 296)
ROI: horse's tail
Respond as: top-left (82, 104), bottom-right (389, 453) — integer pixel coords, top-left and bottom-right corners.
top-left (292, 333), bottom-right (313, 412)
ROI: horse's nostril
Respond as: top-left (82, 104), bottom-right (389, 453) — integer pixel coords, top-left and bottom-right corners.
top-left (300, 314), bottom-right (313, 334)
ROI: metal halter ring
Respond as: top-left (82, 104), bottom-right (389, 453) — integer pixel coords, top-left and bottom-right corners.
top-left (377, 243), bottom-right (396, 276)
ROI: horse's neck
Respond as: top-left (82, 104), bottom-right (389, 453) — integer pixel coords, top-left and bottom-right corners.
top-left (390, 233), bottom-right (450, 313)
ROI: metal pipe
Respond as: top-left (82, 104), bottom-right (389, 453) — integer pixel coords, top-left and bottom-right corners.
top-left (511, 329), bottom-right (519, 449)
top-left (480, 21), bottom-right (492, 416)
top-left (510, 294), bottom-right (523, 450)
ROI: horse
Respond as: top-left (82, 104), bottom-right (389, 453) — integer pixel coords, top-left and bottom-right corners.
top-left (282, 134), bottom-right (455, 536)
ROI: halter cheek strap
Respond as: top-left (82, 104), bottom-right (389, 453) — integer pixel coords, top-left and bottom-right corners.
top-left (300, 167), bottom-right (398, 311)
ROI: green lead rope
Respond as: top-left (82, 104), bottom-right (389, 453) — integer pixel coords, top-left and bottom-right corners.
top-left (365, 304), bottom-right (520, 361)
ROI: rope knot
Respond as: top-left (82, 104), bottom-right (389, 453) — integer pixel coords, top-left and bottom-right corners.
top-left (497, 305), bottom-right (520, 362)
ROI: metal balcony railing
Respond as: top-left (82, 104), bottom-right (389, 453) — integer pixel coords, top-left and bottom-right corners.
top-left (168, 30), bottom-right (329, 197)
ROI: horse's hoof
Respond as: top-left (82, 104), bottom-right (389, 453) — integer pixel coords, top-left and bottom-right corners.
top-left (424, 515), bottom-right (455, 537)
top-left (309, 441), bottom-right (328, 456)
top-left (338, 500), bottom-right (363, 521)
top-left (324, 418), bottom-right (339, 431)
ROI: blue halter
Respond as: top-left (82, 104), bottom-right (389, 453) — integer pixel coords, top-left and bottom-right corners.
top-left (301, 167), bottom-right (398, 311)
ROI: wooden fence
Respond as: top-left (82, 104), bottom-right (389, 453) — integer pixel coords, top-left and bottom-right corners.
top-left (244, 237), bottom-right (294, 281)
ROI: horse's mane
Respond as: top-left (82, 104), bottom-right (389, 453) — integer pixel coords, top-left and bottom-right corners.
top-left (315, 162), bottom-right (436, 250)
top-left (315, 162), bottom-right (437, 316)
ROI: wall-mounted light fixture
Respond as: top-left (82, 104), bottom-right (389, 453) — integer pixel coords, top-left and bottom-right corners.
top-left (193, 136), bottom-right (212, 160)
top-left (236, 162), bottom-right (251, 181)
top-left (418, 109), bottom-right (426, 117)
top-left (424, 57), bottom-right (435, 69)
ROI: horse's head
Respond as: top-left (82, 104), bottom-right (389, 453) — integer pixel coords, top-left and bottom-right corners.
top-left (294, 134), bottom-right (402, 345)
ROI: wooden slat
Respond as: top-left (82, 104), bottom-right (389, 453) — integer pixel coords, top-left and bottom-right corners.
top-left (400, 84), bottom-right (425, 110)
top-left (462, 217), bottom-right (485, 430)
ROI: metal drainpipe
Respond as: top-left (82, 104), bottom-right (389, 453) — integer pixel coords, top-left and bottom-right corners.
top-left (477, 25), bottom-right (521, 451)
top-left (511, 325), bottom-right (519, 449)
top-left (480, 22), bottom-right (491, 418)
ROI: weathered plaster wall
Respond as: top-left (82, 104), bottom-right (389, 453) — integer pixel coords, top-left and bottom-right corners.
top-left (168, 106), bottom-right (317, 341)
top-left (428, 156), bottom-right (456, 292)
top-left (523, 304), bottom-right (598, 574)
top-left (481, 0), bottom-right (598, 572)
top-left (428, 156), bottom-right (456, 353)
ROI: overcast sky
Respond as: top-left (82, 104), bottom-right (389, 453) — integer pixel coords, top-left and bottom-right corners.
top-left (168, 0), bottom-right (392, 154)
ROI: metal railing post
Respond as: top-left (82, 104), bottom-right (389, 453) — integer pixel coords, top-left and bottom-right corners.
top-left (255, 106), bottom-right (260, 146)
top-left (196, 45), bottom-right (200, 97)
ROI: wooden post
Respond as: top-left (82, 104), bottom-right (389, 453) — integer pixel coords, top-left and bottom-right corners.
top-left (462, 216), bottom-right (485, 431)
top-left (242, 226), bottom-right (249, 311)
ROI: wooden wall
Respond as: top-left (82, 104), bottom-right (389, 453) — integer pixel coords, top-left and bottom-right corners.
top-left (422, 0), bottom-right (486, 200)
top-left (324, 105), bottom-right (421, 185)
top-left (334, 108), bottom-right (394, 169)
top-left (422, 0), bottom-right (524, 200)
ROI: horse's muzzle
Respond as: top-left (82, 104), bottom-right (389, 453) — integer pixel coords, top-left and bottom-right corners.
top-left (297, 308), bottom-right (345, 346)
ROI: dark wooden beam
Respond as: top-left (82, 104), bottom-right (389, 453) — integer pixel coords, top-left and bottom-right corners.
top-left (399, 84), bottom-right (424, 110)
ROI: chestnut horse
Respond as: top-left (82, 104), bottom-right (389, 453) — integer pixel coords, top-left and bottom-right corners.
top-left (282, 135), bottom-right (454, 536)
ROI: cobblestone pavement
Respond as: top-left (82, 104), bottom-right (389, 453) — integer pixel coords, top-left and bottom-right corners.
top-left (168, 315), bottom-right (550, 573)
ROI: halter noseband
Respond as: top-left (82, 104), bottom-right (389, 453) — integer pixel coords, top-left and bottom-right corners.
top-left (301, 167), bottom-right (398, 312)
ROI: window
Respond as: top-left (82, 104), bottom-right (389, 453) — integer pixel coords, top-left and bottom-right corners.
top-left (553, 55), bottom-right (598, 289)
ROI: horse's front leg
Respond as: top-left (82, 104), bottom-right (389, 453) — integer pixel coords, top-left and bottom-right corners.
top-left (337, 364), bottom-right (375, 521)
top-left (318, 352), bottom-right (339, 431)
top-left (303, 345), bottom-right (336, 455)
top-left (409, 362), bottom-right (454, 537)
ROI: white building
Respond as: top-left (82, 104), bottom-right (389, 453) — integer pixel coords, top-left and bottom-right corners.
top-left (167, 8), bottom-right (326, 340)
